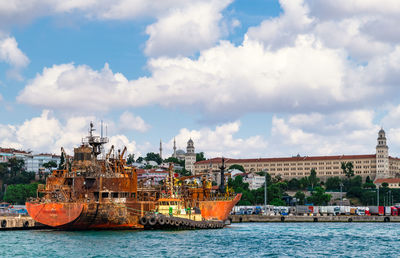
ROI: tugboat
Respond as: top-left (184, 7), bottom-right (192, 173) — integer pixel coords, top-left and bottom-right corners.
top-left (26, 123), bottom-right (240, 230)
top-left (139, 164), bottom-right (227, 229)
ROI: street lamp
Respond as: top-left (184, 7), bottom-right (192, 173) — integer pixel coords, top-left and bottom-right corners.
top-left (377, 187), bottom-right (379, 206)
top-left (339, 182), bottom-right (344, 206)
top-left (264, 169), bottom-right (268, 215)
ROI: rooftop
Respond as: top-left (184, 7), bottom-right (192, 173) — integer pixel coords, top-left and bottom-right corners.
top-left (195, 154), bottom-right (377, 165)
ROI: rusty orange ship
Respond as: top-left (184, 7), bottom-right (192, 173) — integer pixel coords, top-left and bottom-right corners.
top-left (26, 123), bottom-right (241, 230)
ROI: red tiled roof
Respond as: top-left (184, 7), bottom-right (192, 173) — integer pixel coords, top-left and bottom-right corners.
top-left (195, 154), bottom-right (376, 165)
top-left (0, 148), bottom-right (31, 154)
top-left (374, 178), bottom-right (400, 184)
top-left (136, 169), bottom-right (167, 174)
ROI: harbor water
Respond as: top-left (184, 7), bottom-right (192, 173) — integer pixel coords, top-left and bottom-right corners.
top-left (1, 223), bottom-right (400, 257)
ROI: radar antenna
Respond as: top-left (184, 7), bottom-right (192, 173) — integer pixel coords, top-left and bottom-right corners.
top-left (82, 122), bottom-right (109, 158)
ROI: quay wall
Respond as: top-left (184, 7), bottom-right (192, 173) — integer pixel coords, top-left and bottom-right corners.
top-left (0, 215), bottom-right (47, 230)
top-left (230, 215), bottom-right (400, 223)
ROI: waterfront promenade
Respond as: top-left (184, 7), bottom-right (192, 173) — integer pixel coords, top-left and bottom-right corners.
top-left (230, 215), bottom-right (400, 223)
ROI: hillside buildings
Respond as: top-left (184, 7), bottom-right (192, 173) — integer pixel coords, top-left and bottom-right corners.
top-left (0, 148), bottom-right (60, 174)
top-left (194, 129), bottom-right (399, 182)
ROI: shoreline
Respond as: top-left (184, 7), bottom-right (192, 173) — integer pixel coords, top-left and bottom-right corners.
top-left (229, 214), bottom-right (398, 223)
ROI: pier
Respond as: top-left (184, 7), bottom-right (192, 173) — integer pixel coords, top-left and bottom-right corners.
top-left (0, 215), bottom-right (48, 230)
top-left (230, 215), bottom-right (400, 223)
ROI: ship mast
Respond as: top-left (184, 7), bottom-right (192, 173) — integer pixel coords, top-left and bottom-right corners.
top-left (83, 122), bottom-right (109, 158)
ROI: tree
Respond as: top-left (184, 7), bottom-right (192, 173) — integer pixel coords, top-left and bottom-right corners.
top-left (58, 152), bottom-right (65, 169)
top-left (307, 186), bottom-right (331, 205)
top-left (341, 161), bottom-right (354, 179)
top-left (382, 182), bottom-right (389, 188)
top-left (294, 191), bottom-right (305, 205)
top-left (196, 152), bottom-right (206, 162)
top-left (325, 177), bottom-right (341, 191)
top-left (176, 168), bottom-right (191, 176)
top-left (8, 158), bottom-right (25, 177)
top-left (299, 177), bottom-right (309, 189)
top-left (228, 164), bottom-right (245, 172)
top-left (308, 168), bottom-right (319, 189)
top-left (273, 175), bottom-right (282, 183)
top-left (126, 154), bottom-right (135, 165)
top-left (164, 157), bottom-right (185, 167)
top-left (363, 182), bottom-right (376, 189)
top-left (287, 178), bottom-right (300, 190)
top-left (136, 157), bottom-right (144, 163)
top-left (145, 152), bottom-right (162, 165)
top-left (4, 183), bottom-right (39, 204)
top-left (43, 161), bottom-right (57, 170)
top-left (270, 198), bottom-right (286, 206)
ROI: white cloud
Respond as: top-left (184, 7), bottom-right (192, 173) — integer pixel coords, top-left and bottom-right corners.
top-left (107, 134), bottom-right (139, 157)
top-left (119, 111), bottom-right (151, 133)
top-left (270, 110), bottom-right (380, 157)
top-left (0, 37), bottom-right (29, 68)
top-left (144, 0), bottom-right (231, 57)
top-left (0, 1), bottom-right (233, 58)
top-left (18, 35), bottom-right (378, 117)
top-left (0, 36), bottom-right (29, 79)
top-left (247, 0), bottom-right (313, 49)
top-left (0, 110), bottom-right (138, 156)
top-left (162, 121), bottom-right (268, 158)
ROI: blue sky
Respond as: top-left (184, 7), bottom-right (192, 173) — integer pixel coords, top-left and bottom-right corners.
top-left (1, 0), bottom-right (400, 159)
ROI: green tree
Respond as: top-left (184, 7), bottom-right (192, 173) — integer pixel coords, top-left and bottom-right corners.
top-left (307, 186), bottom-right (331, 205)
top-left (136, 157), bottom-right (144, 163)
top-left (299, 177), bottom-right (309, 189)
top-left (287, 178), bottom-right (300, 190)
top-left (270, 198), bottom-right (286, 206)
top-left (325, 177), bottom-right (341, 191)
top-left (145, 152), bottom-right (162, 165)
top-left (228, 164), bottom-right (245, 172)
top-left (4, 183), bottom-right (39, 204)
top-left (294, 191), bottom-right (306, 205)
top-left (363, 182), bottom-right (376, 189)
top-left (164, 157), bottom-right (185, 167)
top-left (176, 168), bottom-right (191, 176)
top-left (382, 182), bottom-right (389, 188)
top-left (308, 168), bottom-right (319, 189)
top-left (196, 152), bottom-right (206, 162)
top-left (126, 154), bottom-right (135, 165)
top-left (347, 186), bottom-right (363, 198)
top-left (8, 158), bottom-right (25, 177)
top-left (276, 181), bottom-right (288, 192)
top-left (43, 161), bottom-right (57, 170)
top-left (58, 152), bottom-right (65, 169)
top-left (341, 161), bottom-right (354, 179)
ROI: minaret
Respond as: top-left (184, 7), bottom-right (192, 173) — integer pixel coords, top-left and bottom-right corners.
top-left (376, 128), bottom-right (390, 179)
top-left (173, 137), bottom-right (177, 158)
top-left (159, 139), bottom-right (163, 160)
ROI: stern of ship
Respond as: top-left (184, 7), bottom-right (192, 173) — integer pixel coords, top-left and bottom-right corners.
top-left (199, 193), bottom-right (242, 221)
top-left (26, 202), bottom-right (84, 228)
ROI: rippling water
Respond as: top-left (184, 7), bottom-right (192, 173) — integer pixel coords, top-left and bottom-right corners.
top-left (1, 223), bottom-right (400, 257)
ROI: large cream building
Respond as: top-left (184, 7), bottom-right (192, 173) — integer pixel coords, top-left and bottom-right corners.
top-left (194, 129), bottom-right (400, 181)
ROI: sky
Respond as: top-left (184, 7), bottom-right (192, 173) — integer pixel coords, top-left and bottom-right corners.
top-left (1, 0), bottom-right (400, 159)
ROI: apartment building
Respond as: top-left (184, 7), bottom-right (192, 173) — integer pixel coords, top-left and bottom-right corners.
top-left (194, 129), bottom-right (399, 181)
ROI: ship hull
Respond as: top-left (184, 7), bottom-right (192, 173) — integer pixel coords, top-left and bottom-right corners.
top-left (26, 194), bottom-right (241, 229)
top-left (199, 193), bottom-right (242, 221)
top-left (26, 200), bottom-right (155, 230)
